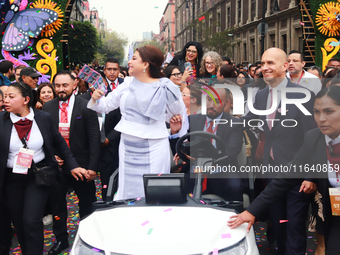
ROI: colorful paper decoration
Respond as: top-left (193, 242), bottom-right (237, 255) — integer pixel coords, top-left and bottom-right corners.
top-left (316, 1), bottom-right (340, 37)
top-left (36, 38), bottom-right (57, 81)
top-left (321, 38), bottom-right (340, 71)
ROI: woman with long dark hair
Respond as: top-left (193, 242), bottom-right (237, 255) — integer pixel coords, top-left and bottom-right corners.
top-left (89, 45), bottom-right (186, 200)
top-left (169, 41), bottom-right (203, 81)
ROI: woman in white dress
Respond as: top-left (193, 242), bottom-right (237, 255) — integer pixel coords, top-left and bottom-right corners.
top-left (88, 45), bottom-right (186, 200)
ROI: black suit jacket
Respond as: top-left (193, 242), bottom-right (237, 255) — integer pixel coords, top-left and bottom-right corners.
top-left (0, 110), bottom-right (79, 190)
top-left (243, 80), bottom-right (315, 166)
top-left (42, 96), bottom-right (101, 171)
top-left (247, 128), bottom-right (332, 241)
top-left (79, 78), bottom-right (123, 158)
top-left (170, 112), bottom-right (243, 172)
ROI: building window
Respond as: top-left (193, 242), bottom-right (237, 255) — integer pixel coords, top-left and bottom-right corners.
top-left (227, 6), bottom-right (231, 28)
top-left (217, 12), bottom-right (221, 32)
top-left (282, 34), bottom-right (287, 53)
top-left (238, 0), bottom-right (242, 24)
top-left (251, 0), bottom-right (256, 21)
top-left (244, 42), bottom-right (247, 62)
top-left (270, 34), bottom-right (275, 47)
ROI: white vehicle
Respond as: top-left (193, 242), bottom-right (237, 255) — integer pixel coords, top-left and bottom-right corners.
top-left (71, 197), bottom-right (259, 255)
top-left (71, 132), bottom-right (259, 255)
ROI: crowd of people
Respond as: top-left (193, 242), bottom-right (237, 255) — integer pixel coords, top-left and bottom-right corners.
top-left (0, 40), bottom-right (339, 255)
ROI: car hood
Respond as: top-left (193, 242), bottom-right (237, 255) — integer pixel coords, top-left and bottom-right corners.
top-left (77, 206), bottom-right (248, 255)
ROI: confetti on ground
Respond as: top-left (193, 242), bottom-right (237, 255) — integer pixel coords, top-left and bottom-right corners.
top-left (158, 173), bottom-right (162, 176)
top-left (147, 228), bottom-right (153, 235)
top-left (279, 220), bottom-right (289, 223)
top-left (141, 221), bottom-right (149, 226)
top-left (299, 21), bottom-right (305, 25)
top-left (212, 248), bottom-right (219, 255)
top-left (164, 208), bottom-right (172, 212)
top-left (221, 233), bottom-right (231, 239)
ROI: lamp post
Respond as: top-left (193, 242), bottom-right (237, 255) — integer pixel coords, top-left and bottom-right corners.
top-left (90, 7), bottom-right (98, 26)
top-left (260, 0), bottom-right (266, 56)
top-left (163, 22), bottom-right (175, 53)
top-left (186, 0), bottom-right (196, 41)
top-left (272, 0), bottom-right (280, 14)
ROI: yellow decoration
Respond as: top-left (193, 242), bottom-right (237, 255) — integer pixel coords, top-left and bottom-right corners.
top-left (30, 0), bottom-right (64, 37)
top-left (316, 1), bottom-right (340, 37)
top-left (36, 39), bottom-right (57, 80)
top-left (321, 38), bottom-right (340, 71)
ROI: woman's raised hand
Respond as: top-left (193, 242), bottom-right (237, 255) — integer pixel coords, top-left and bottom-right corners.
top-left (92, 89), bottom-right (105, 101)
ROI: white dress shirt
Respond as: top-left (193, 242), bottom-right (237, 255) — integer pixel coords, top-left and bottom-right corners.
top-left (7, 108), bottom-right (45, 168)
top-left (286, 70), bottom-right (322, 95)
top-left (106, 77), bottom-right (118, 91)
top-left (266, 78), bottom-right (288, 127)
top-left (325, 134), bottom-right (340, 187)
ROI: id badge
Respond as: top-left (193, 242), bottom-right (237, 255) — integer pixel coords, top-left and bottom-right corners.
top-left (329, 188), bottom-right (340, 216)
top-left (59, 123), bottom-right (70, 139)
top-left (13, 148), bottom-right (35, 174)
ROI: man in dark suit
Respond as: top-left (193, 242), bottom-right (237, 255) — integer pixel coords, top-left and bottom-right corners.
top-left (79, 58), bottom-right (124, 199)
top-left (170, 87), bottom-right (245, 201)
top-left (43, 70), bottom-right (100, 255)
top-left (242, 48), bottom-right (316, 255)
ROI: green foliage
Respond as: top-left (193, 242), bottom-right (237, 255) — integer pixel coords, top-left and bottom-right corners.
top-left (140, 40), bottom-right (166, 54)
top-left (189, 18), bottom-right (238, 56)
top-left (310, 0), bottom-right (340, 68)
top-left (94, 52), bottom-right (107, 65)
top-left (68, 21), bottom-right (99, 65)
top-left (98, 31), bottom-right (128, 64)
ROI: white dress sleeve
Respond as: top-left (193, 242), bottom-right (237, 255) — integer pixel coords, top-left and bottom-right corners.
top-left (87, 82), bottom-right (125, 114)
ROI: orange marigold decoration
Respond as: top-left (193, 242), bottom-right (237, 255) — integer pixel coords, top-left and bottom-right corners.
top-left (316, 1), bottom-right (340, 37)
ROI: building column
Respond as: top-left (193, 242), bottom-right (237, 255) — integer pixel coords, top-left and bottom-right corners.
top-left (289, 0), bottom-right (296, 8)
top-left (266, 0), bottom-right (271, 17)
top-left (247, 0), bottom-right (251, 23)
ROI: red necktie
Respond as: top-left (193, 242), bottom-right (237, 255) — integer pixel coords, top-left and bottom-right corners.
top-left (206, 120), bottom-right (214, 133)
top-left (60, 102), bottom-right (69, 147)
top-left (111, 81), bottom-right (117, 91)
top-left (14, 119), bottom-right (33, 140)
top-left (268, 89), bottom-right (275, 159)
